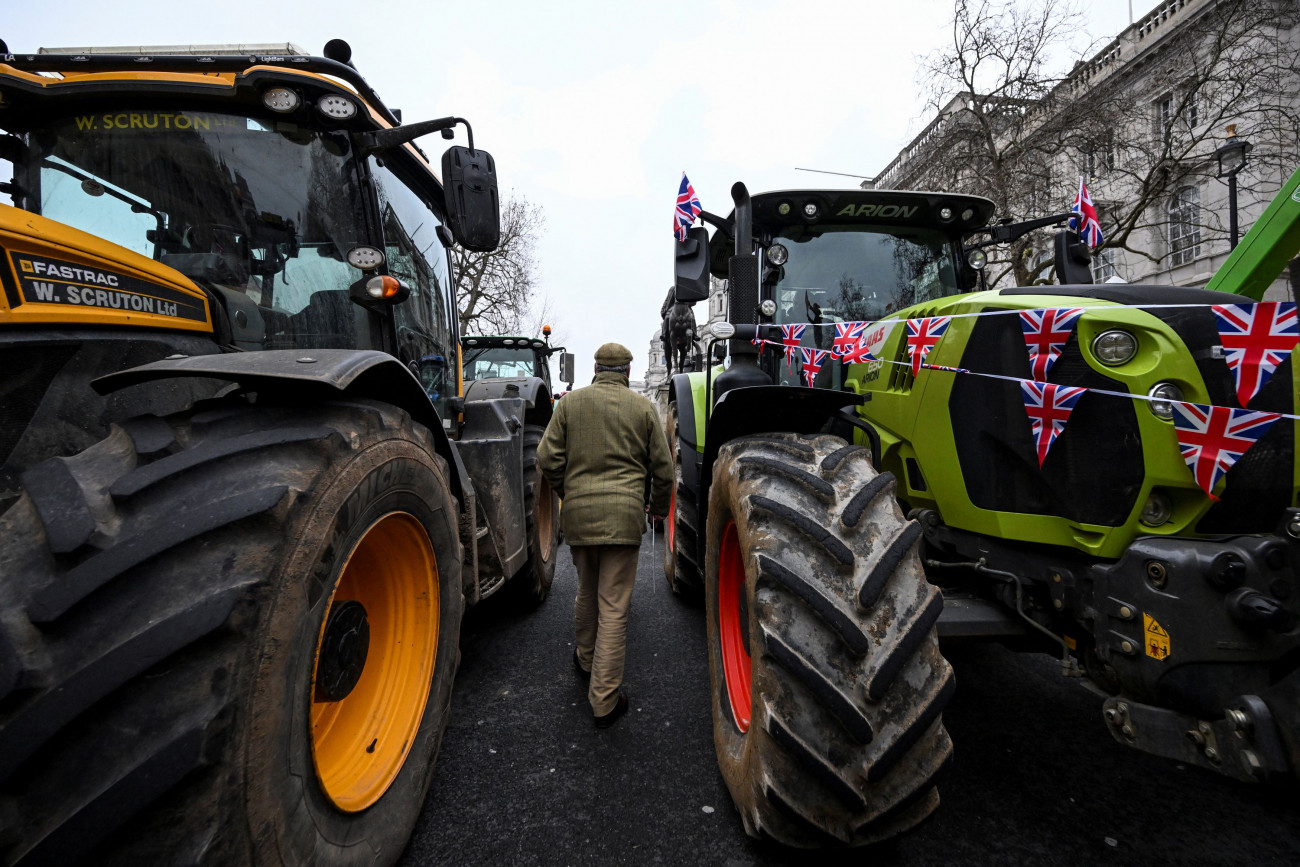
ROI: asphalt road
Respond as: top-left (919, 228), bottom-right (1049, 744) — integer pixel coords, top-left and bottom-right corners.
top-left (400, 539), bottom-right (1300, 867)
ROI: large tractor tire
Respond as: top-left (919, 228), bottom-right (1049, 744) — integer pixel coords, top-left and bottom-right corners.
top-left (0, 395), bottom-right (464, 865)
top-left (511, 423), bottom-right (559, 605)
top-left (705, 433), bottom-right (953, 847)
top-left (663, 402), bottom-right (703, 598)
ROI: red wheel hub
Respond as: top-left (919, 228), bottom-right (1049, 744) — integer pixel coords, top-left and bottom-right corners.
top-left (718, 520), bottom-right (751, 732)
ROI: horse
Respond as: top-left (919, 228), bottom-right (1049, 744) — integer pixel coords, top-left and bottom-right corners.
top-left (660, 288), bottom-right (697, 377)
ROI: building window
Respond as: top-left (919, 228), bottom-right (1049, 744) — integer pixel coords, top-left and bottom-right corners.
top-left (1168, 186), bottom-right (1201, 267)
top-left (1092, 245), bottom-right (1117, 282)
top-left (1186, 88), bottom-right (1200, 129)
top-left (1082, 130), bottom-right (1116, 179)
top-left (1157, 95), bottom-right (1174, 140)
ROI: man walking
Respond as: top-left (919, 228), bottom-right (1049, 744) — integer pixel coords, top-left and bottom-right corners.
top-left (537, 342), bottom-right (672, 728)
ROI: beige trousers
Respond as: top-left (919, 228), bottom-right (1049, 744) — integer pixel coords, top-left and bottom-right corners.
top-left (571, 544), bottom-right (639, 716)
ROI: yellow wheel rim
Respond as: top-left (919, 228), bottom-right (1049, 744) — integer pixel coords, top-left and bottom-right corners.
top-left (537, 476), bottom-right (555, 562)
top-left (310, 511), bottom-right (438, 812)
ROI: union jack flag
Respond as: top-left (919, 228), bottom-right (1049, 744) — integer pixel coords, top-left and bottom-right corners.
top-left (800, 347), bottom-right (830, 387)
top-left (1068, 176), bottom-right (1104, 248)
top-left (1171, 401), bottom-right (1281, 500)
top-left (780, 323), bottom-right (806, 370)
top-left (1213, 302), bottom-right (1299, 407)
top-left (1019, 307), bottom-right (1085, 380)
top-left (832, 321), bottom-right (868, 358)
top-left (906, 316), bottom-right (952, 376)
top-left (674, 173), bottom-right (702, 242)
top-left (1020, 380), bottom-right (1089, 467)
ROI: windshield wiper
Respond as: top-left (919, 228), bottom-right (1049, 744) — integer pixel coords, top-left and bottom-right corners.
top-left (42, 156), bottom-right (167, 256)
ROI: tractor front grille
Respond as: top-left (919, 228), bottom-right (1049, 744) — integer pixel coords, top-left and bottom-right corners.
top-left (949, 310), bottom-right (1144, 526)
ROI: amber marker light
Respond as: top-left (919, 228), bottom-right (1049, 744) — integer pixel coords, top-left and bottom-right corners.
top-left (366, 275), bottom-right (402, 299)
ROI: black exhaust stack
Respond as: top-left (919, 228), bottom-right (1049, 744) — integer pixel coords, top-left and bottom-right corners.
top-left (713, 182), bottom-right (770, 404)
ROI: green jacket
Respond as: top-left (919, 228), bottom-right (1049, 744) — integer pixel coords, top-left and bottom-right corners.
top-left (537, 371), bottom-right (673, 546)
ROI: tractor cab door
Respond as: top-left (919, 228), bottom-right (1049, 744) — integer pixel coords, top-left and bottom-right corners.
top-left (369, 155), bottom-right (459, 426)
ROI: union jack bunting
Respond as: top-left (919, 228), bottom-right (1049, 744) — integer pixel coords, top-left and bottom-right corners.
top-left (1068, 176), bottom-right (1104, 248)
top-left (800, 347), bottom-right (830, 387)
top-left (674, 173), bottom-right (702, 242)
top-left (1020, 380), bottom-right (1088, 467)
top-left (906, 316), bottom-right (952, 376)
top-left (1171, 401), bottom-right (1281, 500)
top-left (840, 337), bottom-right (877, 364)
top-left (1213, 302), bottom-right (1299, 407)
top-left (832, 321), bottom-right (868, 358)
top-left (1020, 308), bottom-right (1085, 380)
top-left (780, 324), bottom-right (806, 370)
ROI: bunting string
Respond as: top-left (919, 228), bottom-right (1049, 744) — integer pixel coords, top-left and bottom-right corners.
top-left (741, 306), bottom-right (1299, 501)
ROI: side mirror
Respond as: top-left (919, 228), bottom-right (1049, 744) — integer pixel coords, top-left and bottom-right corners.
top-left (673, 225), bottom-right (711, 302)
top-left (1053, 230), bottom-right (1094, 285)
top-left (560, 351), bottom-right (575, 387)
top-left (442, 146), bottom-right (500, 253)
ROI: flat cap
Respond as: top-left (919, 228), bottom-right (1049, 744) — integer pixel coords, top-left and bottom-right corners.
top-left (594, 342), bottom-right (633, 366)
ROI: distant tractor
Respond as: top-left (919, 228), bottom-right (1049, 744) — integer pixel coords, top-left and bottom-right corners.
top-left (461, 330), bottom-right (575, 600)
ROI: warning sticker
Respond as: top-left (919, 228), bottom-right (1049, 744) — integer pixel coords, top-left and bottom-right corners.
top-left (8, 252), bottom-right (207, 323)
top-left (1144, 614), bottom-right (1171, 660)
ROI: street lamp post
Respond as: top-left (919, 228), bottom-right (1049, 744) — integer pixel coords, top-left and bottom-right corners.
top-left (1214, 124), bottom-right (1253, 250)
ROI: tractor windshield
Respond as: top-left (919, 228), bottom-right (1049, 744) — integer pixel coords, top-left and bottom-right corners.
top-left (771, 224), bottom-right (959, 327)
top-left (769, 224), bottom-right (959, 388)
top-left (463, 346), bottom-right (540, 381)
top-left (2, 107), bottom-right (368, 324)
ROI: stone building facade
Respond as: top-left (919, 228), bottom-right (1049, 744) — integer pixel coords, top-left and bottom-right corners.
top-left (874, 0), bottom-right (1300, 299)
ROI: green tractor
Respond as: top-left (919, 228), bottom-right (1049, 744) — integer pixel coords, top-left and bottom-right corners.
top-left (663, 172), bottom-right (1300, 846)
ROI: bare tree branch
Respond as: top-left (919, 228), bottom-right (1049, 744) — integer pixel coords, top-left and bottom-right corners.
top-left (901, 0), bottom-right (1299, 284)
top-left (450, 194), bottom-right (547, 335)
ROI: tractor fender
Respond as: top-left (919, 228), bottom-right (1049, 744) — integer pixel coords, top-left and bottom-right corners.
top-left (92, 348), bottom-right (468, 503)
top-left (696, 384), bottom-right (862, 565)
top-left (464, 376), bottom-right (554, 425)
top-left (669, 373), bottom-right (702, 450)
top-left (667, 373), bottom-right (707, 511)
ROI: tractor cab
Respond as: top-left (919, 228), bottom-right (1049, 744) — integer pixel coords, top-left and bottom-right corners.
top-left (461, 333), bottom-right (574, 397)
top-left (694, 189), bottom-right (995, 388)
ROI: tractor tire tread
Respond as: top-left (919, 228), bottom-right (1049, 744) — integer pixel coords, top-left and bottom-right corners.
top-left (706, 432), bottom-right (952, 848)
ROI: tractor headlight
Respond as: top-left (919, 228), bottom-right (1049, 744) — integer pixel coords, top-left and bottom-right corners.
top-left (1092, 329), bottom-right (1137, 366)
top-left (759, 299), bottom-right (777, 317)
top-left (766, 243), bottom-right (789, 266)
top-left (317, 94), bottom-right (357, 120)
top-left (346, 245), bottom-right (384, 270)
top-left (1140, 489), bottom-right (1173, 527)
top-left (262, 87), bottom-right (301, 112)
top-left (967, 249), bottom-right (988, 270)
top-left (1147, 382), bottom-right (1184, 420)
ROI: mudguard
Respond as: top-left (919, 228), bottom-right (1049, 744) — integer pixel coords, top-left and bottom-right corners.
top-left (92, 348), bottom-right (467, 502)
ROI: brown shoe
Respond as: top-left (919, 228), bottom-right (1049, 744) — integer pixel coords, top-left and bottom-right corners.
top-left (594, 692), bottom-right (629, 729)
top-left (573, 649), bottom-right (591, 680)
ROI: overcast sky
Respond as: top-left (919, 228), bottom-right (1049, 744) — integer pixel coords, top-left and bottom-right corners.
top-left (5, 0), bottom-right (1148, 383)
